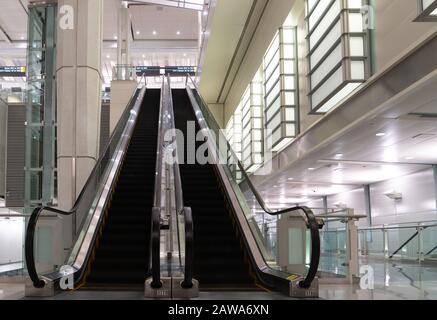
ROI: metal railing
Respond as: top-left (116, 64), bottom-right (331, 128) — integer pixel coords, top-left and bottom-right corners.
top-left (358, 220), bottom-right (437, 261)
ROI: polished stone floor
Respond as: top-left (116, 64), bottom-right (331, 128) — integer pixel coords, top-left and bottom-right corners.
top-left (1, 257), bottom-right (436, 300)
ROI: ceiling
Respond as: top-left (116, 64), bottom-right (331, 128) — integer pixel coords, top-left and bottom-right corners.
top-left (0, 0), bottom-right (204, 86)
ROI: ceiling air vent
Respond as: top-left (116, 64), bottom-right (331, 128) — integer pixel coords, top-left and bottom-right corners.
top-left (405, 112), bottom-right (437, 120)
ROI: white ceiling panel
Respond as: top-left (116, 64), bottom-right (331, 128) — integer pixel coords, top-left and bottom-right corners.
top-left (129, 4), bottom-right (198, 40)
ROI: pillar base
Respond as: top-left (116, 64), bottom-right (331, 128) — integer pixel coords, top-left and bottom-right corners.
top-left (289, 277), bottom-right (319, 298)
top-left (172, 277), bottom-right (199, 299)
top-left (144, 277), bottom-right (172, 299)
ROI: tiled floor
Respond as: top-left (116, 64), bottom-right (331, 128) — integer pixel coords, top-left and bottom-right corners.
top-left (0, 284), bottom-right (25, 300)
top-left (1, 257), bottom-right (436, 300)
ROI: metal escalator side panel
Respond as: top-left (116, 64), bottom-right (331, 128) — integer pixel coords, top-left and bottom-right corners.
top-left (25, 84), bottom-right (147, 290)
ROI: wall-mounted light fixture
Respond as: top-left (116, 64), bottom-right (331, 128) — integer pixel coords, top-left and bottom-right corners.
top-left (384, 190), bottom-right (403, 201)
top-left (415, 0), bottom-right (437, 21)
top-left (305, 0), bottom-right (370, 114)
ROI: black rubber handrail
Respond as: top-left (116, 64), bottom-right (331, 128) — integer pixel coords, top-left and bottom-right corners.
top-left (25, 77), bottom-right (145, 288)
top-left (186, 75), bottom-right (320, 289)
top-left (389, 226), bottom-right (429, 259)
top-left (181, 207), bottom-right (194, 288)
top-left (150, 207), bottom-right (161, 288)
top-left (150, 77), bottom-right (166, 289)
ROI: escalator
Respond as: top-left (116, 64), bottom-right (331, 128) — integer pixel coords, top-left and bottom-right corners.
top-left (172, 89), bottom-right (257, 290)
top-left (25, 85), bottom-right (162, 292)
top-left (84, 89), bottom-right (161, 289)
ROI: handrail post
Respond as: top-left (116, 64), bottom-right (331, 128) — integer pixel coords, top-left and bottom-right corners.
top-left (383, 226), bottom-right (389, 258)
top-left (418, 225), bottom-right (424, 262)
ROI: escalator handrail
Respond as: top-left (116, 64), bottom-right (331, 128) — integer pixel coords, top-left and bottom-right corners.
top-left (186, 74), bottom-right (320, 289)
top-left (25, 76), bottom-right (145, 288)
top-left (165, 75), bottom-right (193, 288)
top-left (150, 77), bottom-right (166, 288)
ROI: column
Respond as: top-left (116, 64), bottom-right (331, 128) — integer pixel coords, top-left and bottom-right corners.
top-left (117, 0), bottom-right (131, 67)
top-left (56, 0), bottom-right (103, 249)
top-left (110, 1), bottom-right (137, 134)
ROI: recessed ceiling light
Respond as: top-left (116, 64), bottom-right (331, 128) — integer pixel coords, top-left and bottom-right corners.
top-left (287, 178), bottom-right (294, 181)
top-left (183, 53), bottom-right (187, 57)
top-left (376, 132), bottom-right (386, 137)
top-left (404, 156), bottom-right (415, 160)
top-left (308, 167), bottom-right (316, 171)
top-left (136, 30), bottom-right (140, 35)
top-left (114, 35), bottom-right (118, 40)
top-left (153, 30), bottom-right (157, 35)
top-left (106, 55), bottom-right (110, 59)
top-left (176, 31), bottom-right (181, 35)
top-left (335, 153), bottom-right (344, 157)
top-left (203, 10), bottom-right (208, 16)
top-left (142, 54), bottom-right (146, 58)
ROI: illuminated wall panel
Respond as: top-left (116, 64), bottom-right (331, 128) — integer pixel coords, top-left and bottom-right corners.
top-left (263, 26), bottom-right (298, 152)
top-left (306, 0), bottom-right (369, 113)
top-left (242, 68), bottom-right (264, 172)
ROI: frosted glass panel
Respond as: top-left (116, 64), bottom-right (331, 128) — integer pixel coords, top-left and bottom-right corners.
top-left (350, 60), bottom-right (365, 80)
top-left (283, 45), bottom-right (295, 59)
top-left (312, 65), bottom-right (343, 107)
top-left (283, 60), bottom-right (295, 74)
top-left (349, 13), bottom-right (364, 32)
top-left (347, 0), bottom-right (362, 9)
top-left (266, 66), bottom-right (280, 93)
top-left (266, 96), bottom-right (281, 120)
top-left (285, 107), bottom-right (296, 121)
top-left (285, 123), bottom-right (296, 136)
top-left (282, 28), bottom-right (295, 43)
top-left (310, 20), bottom-right (342, 69)
top-left (265, 35), bottom-right (280, 64)
top-left (311, 43), bottom-right (342, 89)
top-left (283, 76), bottom-right (296, 90)
top-left (349, 36), bottom-right (364, 56)
top-left (309, 0), bottom-right (333, 31)
top-left (266, 82), bottom-right (280, 107)
top-left (267, 111), bottom-right (281, 130)
top-left (317, 82), bottom-right (362, 113)
top-left (284, 91), bottom-right (295, 105)
top-left (310, 0), bottom-right (341, 48)
top-left (307, 0), bottom-right (318, 12)
top-left (265, 52), bottom-right (280, 79)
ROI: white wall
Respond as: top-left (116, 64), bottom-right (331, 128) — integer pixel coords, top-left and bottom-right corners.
top-left (370, 168), bottom-right (436, 225)
top-left (0, 217), bottom-right (24, 264)
top-left (373, 0), bottom-right (437, 73)
top-left (316, 168), bottom-right (437, 227)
